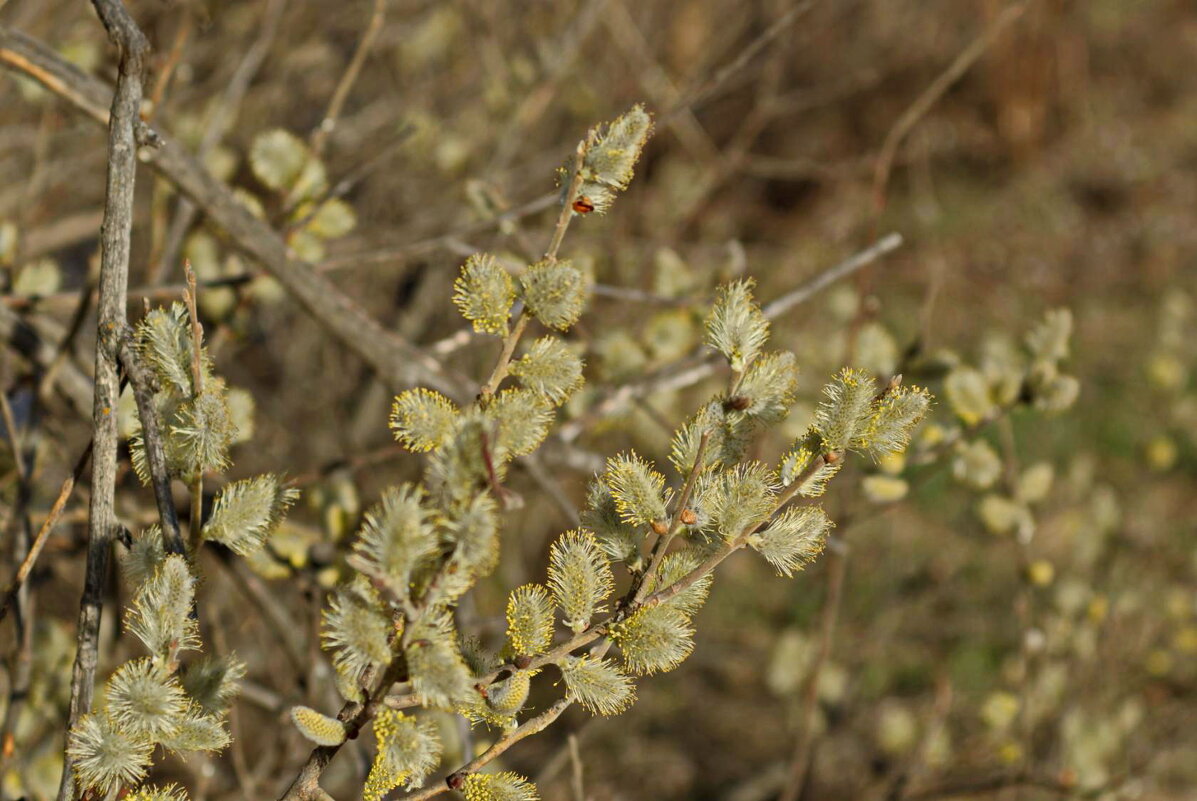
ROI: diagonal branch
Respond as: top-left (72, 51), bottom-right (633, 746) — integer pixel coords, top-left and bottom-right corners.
top-left (0, 25), bottom-right (465, 400)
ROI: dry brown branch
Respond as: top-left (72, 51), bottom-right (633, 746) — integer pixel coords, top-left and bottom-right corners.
top-left (57, 3), bottom-right (147, 798)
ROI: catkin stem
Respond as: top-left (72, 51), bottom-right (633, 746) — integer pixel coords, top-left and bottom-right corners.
top-left (184, 263), bottom-right (206, 552)
top-left (631, 429), bottom-right (712, 606)
top-left (478, 133), bottom-right (590, 400)
top-left (478, 312), bottom-right (529, 400)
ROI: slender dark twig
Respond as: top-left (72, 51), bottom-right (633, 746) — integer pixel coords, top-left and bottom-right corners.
top-left (309, 0), bottom-right (386, 158)
top-left (0, 442), bottom-right (93, 622)
top-left (0, 383), bottom-right (36, 768)
top-left (115, 335), bottom-right (186, 556)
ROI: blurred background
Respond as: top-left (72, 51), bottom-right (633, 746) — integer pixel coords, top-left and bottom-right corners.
top-left (1, 0), bottom-right (1194, 799)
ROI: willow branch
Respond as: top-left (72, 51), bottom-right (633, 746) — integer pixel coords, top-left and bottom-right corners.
top-left (479, 137), bottom-right (589, 400)
top-left (58, 3), bottom-right (147, 798)
top-left (278, 655), bottom-right (409, 801)
top-left (630, 429), bottom-right (711, 605)
top-left (400, 697), bottom-right (574, 801)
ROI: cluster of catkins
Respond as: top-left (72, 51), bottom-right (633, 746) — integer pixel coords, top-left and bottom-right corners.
top-left (62, 105), bottom-right (933, 801)
top-left (66, 306), bottom-right (297, 799)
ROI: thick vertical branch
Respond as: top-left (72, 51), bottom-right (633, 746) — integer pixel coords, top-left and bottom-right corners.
top-left (57, 3), bottom-right (147, 799)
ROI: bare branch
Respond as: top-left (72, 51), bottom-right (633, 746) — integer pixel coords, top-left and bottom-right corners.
top-left (871, 2), bottom-right (1028, 213)
top-left (57, 3), bottom-right (147, 797)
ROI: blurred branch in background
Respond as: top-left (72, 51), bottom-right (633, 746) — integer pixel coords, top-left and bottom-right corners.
top-left (0, 25), bottom-right (465, 400)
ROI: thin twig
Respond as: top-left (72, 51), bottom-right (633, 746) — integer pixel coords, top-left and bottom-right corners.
top-left (283, 125), bottom-right (414, 236)
top-left (568, 733), bottom-right (585, 801)
top-left (309, 0), bottom-right (386, 159)
top-left (885, 677), bottom-right (953, 801)
top-left (631, 429), bottom-right (711, 605)
top-left (870, 2), bottom-right (1028, 214)
top-left (153, 0), bottom-right (289, 281)
top-left (776, 535), bottom-right (848, 801)
top-left (479, 136), bottom-right (589, 400)
top-left (215, 550), bottom-right (308, 679)
top-left (668, 0), bottom-right (815, 118)
top-left (0, 380), bottom-right (36, 770)
top-left (762, 233), bottom-right (904, 319)
top-left (473, 453), bottom-right (833, 689)
top-left (317, 191), bottom-right (558, 272)
top-left (399, 697), bottom-right (574, 801)
top-left (38, 274), bottom-right (97, 411)
top-left (0, 390), bottom-right (27, 481)
top-left (145, 13), bottom-right (192, 117)
top-left (903, 771), bottom-right (1098, 801)
top-left (414, 453), bottom-right (837, 800)
top-left (0, 441), bottom-right (92, 622)
top-left (278, 655), bottom-right (409, 801)
top-left (0, 302), bottom-right (93, 417)
top-left (58, 3), bottom-right (147, 798)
